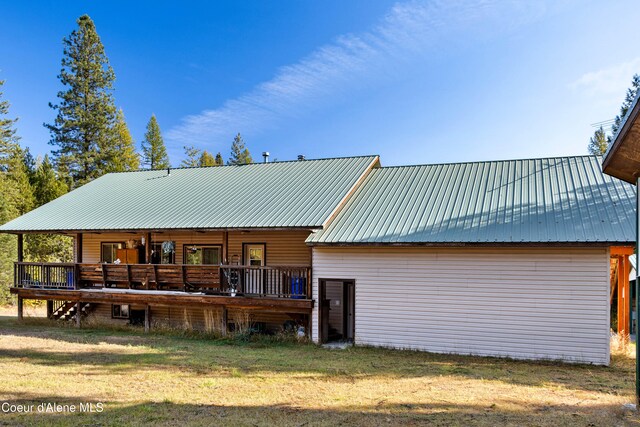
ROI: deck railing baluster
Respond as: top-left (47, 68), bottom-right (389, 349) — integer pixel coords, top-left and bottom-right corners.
top-left (13, 262), bottom-right (311, 298)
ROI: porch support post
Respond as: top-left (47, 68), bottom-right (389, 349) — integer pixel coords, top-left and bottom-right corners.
top-left (618, 256), bottom-right (628, 334)
top-left (635, 177), bottom-right (640, 409)
top-left (17, 296), bottom-right (23, 320)
top-left (75, 233), bottom-right (83, 263)
top-left (144, 305), bottom-right (151, 332)
top-left (622, 256), bottom-right (631, 335)
top-left (17, 234), bottom-right (23, 262)
top-left (223, 231), bottom-right (229, 264)
top-left (46, 300), bottom-right (53, 319)
top-left (221, 306), bottom-right (228, 336)
top-left (76, 302), bottom-right (81, 327)
top-left (146, 232), bottom-right (152, 263)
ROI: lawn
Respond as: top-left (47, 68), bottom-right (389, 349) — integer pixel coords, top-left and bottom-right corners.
top-left (0, 310), bottom-right (638, 426)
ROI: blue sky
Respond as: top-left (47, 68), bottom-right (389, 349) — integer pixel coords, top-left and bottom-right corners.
top-left (1, 0), bottom-right (639, 166)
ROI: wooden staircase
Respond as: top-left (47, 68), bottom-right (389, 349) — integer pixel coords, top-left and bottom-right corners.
top-left (50, 301), bottom-right (95, 322)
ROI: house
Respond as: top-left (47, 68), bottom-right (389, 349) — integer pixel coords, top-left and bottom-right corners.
top-left (1, 153), bottom-right (635, 365)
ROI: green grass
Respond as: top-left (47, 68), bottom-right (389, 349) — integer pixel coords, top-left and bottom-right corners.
top-left (0, 314), bottom-right (638, 426)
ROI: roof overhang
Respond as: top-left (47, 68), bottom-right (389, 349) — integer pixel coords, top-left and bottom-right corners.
top-left (307, 241), bottom-right (634, 248)
top-left (603, 93), bottom-right (640, 183)
top-left (4, 226), bottom-right (320, 235)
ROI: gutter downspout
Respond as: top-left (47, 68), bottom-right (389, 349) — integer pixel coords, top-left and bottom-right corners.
top-left (635, 177), bottom-right (640, 410)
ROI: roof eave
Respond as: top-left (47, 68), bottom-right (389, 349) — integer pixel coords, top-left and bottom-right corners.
top-left (603, 90), bottom-right (640, 183)
top-left (307, 241), bottom-right (634, 247)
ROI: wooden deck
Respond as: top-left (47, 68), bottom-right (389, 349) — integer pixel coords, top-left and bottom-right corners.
top-left (14, 262), bottom-right (311, 298)
top-left (12, 262), bottom-right (313, 316)
top-left (10, 287), bottom-right (313, 313)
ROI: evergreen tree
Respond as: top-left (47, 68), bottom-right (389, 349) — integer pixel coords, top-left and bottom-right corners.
top-left (199, 150), bottom-right (216, 167)
top-left (0, 79), bottom-right (19, 166)
top-left (0, 173), bottom-right (18, 303)
top-left (215, 152), bottom-right (224, 166)
top-left (141, 114), bottom-right (170, 169)
top-left (6, 149), bottom-right (34, 215)
top-left (611, 74), bottom-right (640, 140)
top-left (0, 80), bottom-right (18, 155)
top-left (0, 79), bottom-right (35, 301)
top-left (181, 145), bottom-right (201, 167)
top-left (228, 133), bottom-right (253, 165)
top-left (108, 109), bottom-right (139, 172)
top-left (32, 155), bottom-right (68, 206)
top-left (0, 80), bottom-right (34, 215)
top-left (45, 15), bottom-right (118, 187)
top-left (588, 126), bottom-right (608, 155)
top-left (25, 156), bottom-right (73, 263)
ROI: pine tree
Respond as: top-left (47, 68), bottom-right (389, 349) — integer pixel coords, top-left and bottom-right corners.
top-left (6, 149), bottom-right (34, 215)
top-left (141, 114), bottom-right (170, 169)
top-left (0, 80), bottom-right (19, 160)
top-left (45, 15), bottom-right (118, 187)
top-left (32, 155), bottom-right (68, 206)
top-left (0, 80), bottom-right (33, 215)
top-left (108, 109), bottom-right (139, 172)
top-left (588, 127), bottom-right (608, 155)
top-left (215, 152), bottom-right (224, 166)
top-left (25, 156), bottom-right (73, 263)
top-left (611, 74), bottom-right (640, 139)
top-left (228, 133), bottom-right (253, 165)
top-left (181, 145), bottom-right (201, 167)
top-left (0, 172), bottom-right (18, 303)
top-left (199, 151), bottom-right (216, 167)
top-left (0, 79), bottom-right (35, 301)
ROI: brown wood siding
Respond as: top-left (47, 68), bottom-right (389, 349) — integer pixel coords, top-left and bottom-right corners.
top-left (312, 246), bottom-right (610, 365)
top-left (82, 230), bottom-right (311, 266)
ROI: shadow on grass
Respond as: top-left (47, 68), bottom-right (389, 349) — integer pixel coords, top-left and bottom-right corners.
top-left (0, 317), bottom-right (634, 396)
top-left (0, 395), bottom-right (633, 427)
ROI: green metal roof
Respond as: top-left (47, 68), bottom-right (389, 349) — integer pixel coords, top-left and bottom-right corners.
top-left (308, 155), bottom-right (636, 245)
top-left (0, 156), bottom-right (378, 232)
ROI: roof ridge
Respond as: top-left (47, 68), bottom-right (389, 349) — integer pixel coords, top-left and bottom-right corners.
top-left (376, 154), bottom-right (600, 170)
top-left (106, 154), bottom-right (380, 174)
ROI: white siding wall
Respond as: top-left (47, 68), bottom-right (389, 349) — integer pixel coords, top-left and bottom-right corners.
top-left (312, 247), bottom-right (610, 365)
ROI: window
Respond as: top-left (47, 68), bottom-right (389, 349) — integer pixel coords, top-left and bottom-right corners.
top-left (151, 243), bottom-right (174, 264)
top-left (183, 245), bottom-right (222, 265)
top-left (112, 304), bottom-right (130, 319)
top-left (101, 242), bottom-right (124, 263)
top-left (243, 243), bottom-right (265, 266)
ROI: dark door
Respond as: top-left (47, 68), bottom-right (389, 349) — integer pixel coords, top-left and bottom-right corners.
top-left (319, 279), bottom-right (355, 343)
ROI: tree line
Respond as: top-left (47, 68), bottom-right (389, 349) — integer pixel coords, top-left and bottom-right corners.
top-left (0, 15), bottom-right (255, 302)
top-left (588, 74), bottom-right (640, 155)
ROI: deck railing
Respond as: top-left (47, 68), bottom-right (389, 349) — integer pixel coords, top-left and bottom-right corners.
top-left (14, 262), bottom-right (76, 290)
top-left (13, 262), bottom-right (311, 299)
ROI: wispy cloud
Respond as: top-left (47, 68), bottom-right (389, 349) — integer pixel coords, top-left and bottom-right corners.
top-left (569, 58), bottom-right (640, 99)
top-left (167, 0), bottom-right (545, 150)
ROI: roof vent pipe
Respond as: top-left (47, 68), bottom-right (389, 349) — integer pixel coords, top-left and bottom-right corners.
top-left (297, 155), bottom-right (305, 161)
top-left (262, 152), bottom-right (270, 163)
top-left (167, 167), bottom-right (171, 175)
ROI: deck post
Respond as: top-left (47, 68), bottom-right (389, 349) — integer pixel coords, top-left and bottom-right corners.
top-left (17, 234), bottom-right (23, 262)
top-left (75, 233), bottom-right (83, 263)
top-left (636, 177), bottom-right (640, 407)
top-left (17, 296), bottom-right (23, 320)
top-left (222, 306), bottom-right (228, 336)
top-left (75, 302), bottom-right (81, 327)
top-left (223, 231), bottom-right (229, 264)
top-left (46, 300), bottom-right (53, 319)
top-left (145, 232), bottom-right (152, 264)
top-left (144, 305), bottom-right (151, 332)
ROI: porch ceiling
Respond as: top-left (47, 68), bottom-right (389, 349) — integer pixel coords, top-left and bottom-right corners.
top-left (603, 91), bottom-right (640, 183)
